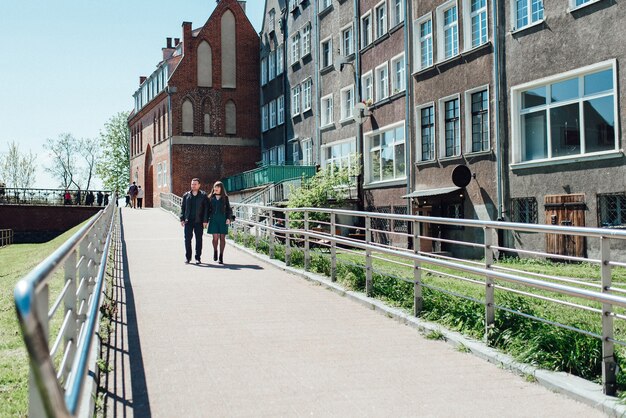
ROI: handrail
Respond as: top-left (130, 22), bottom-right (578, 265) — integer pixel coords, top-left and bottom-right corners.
top-left (1, 187), bottom-right (112, 206)
top-left (13, 196), bottom-right (117, 417)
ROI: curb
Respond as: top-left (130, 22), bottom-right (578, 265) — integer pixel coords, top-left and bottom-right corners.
top-left (229, 238), bottom-right (626, 418)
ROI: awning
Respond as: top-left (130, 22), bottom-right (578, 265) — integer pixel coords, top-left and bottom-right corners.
top-left (402, 186), bottom-right (460, 199)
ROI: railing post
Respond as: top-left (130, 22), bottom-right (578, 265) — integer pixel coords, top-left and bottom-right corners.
top-left (77, 240), bottom-right (90, 323)
top-left (330, 213), bottom-right (337, 281)
top-left (62, 250), bottom-right (78, 381)
top-left (413, 220), bottom-right (423, 316)
top-left (601, 236), bottom-right (616, 395)
top-left (254, 206), bottom-right (260, 251)
top-left (304, 211), bottom-right (310, 271)
top-left (29, 283), bottom-right (49, 417)
top-left (484, 226), bottom-right (495, 341)
top-left (365, 215), bottom-right (373, 297)
top-left (285, 211), bottom-right (291, 266)
top-left (269, 212), bottom-right (275, 259)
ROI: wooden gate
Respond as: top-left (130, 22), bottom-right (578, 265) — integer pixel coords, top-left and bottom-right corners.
top-left (544, 194), bottom-right (586, 258)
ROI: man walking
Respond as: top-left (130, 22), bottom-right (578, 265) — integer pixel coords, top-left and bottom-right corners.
top-left (180, 178), bottom-right (209, 264)
top-left (128, 182), bottom-right (138, 208)
top-left (137, 186), bottom-right (144, 209)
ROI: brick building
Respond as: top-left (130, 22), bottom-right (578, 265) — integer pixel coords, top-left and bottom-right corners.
top-left (128, 0), bottom-right (260, 207)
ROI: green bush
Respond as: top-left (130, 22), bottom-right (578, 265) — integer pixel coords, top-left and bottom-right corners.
top-left (310, 254), bottom-right (331, 276)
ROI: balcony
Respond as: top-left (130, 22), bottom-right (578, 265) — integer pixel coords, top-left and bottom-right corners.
top-left (223, 164), bottom-right (317, 193)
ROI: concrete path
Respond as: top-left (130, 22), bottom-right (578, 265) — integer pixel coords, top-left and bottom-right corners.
top-left (103, 206), bottom-right (604, 417)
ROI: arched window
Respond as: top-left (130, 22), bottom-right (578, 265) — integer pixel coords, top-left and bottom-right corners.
top-left (221, 10), bottom-right (236, 88)
top-left (182, 100), bottom-right (194, 133)
top-left (225, 100), bottom-right (236, 135)
top-left (204, 113), bottom-right (211, 134)
top-left (197, 41), bottom-right (213, 87)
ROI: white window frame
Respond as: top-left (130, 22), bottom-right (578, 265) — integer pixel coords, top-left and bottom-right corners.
top-left (436, 0), bottom-right (459, 62)
top-left (321, 37), bottom-right (333, 69)
top-left (416, 102), bottom-right (436, 162)
top-left (291, 32), bottom-right (301, 65)
top-left (277, 96), bottom-right (285, 125)
top-left (510, 59), bottom-right (619, 167)
top-left (321, 93), bottom-right (334, 127)
top-left (414, 13), bottom-right (433, 72)
top-left (464, 85), bottom-right (490, 154)
top-left (375, 62), bottom-right (389, 102)
top-left (261, 57), bottom-right (268, 85)
top-left (391, 53), bottom-right (405, 94)
top-left (278, 145), bottom-right (285, 165)
top-left (322, 0), bottom-right (332, 10)
top-left (322, 137), bottom-right (357, 171)
top-left (157, 163), bottom-right (163, 188)
top-left (341, 23), bottom-right (354, 56)
top-left (269, 50), bottom-right (276, 81)
top-left (301, 23), bottom-right (312, 57)
top-left (438, 93), bottom-right (462, 158)
top-left (569, 0), bottom-right (600, 12)
top-left (262, 104), bottom-right (269, 132)
top-left (302, 78), bottom-right (313, 112)
top-left (302, 138), bottom-right (313, 165)
top-left (463, 0), bottom-right (488, 51)
top-left (291, 85), bottom-right (301, 116)
top-left (391, 0), bottom-right (404, 27)
top-left (270, 99), bottom-right (277, 129)
top-left (340, 84), bottom-right (355, 121)
top-left (511, 0), bottom-right (544, 32)
top-left (162, 161), bottom-right (167, 187)
top-left (361, 70), bottom-right (374, 104)
top-left (375, 1), bottom-right (388, 39)
top-left (364, 121), bottom-right (407, 184)
top-left (361, 11), bottom-right (373, 48)
top-left (277, 44), bottom-right (284, 75)
top-left (292, 140), bottom-right (300, 165)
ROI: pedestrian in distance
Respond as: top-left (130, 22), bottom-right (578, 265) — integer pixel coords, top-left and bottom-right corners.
top-left (97, 191), bottom-right (103, 206)
top-left (180, 178), bottom-right (209, 264)
top-left (75, 189), bottom-right (81, 205)
top-left (104, 192), bottom-right (110, 206)
top-left (207, 181), bottom-right (232, 265)
top-left (125, 193), bottom-right (131, 207)
top-left (63, 190), bottom-right (72, 206)
top-left (128, 182), bottom-right (138, 208)
top-left (137, 185), bottom-right (144, 209)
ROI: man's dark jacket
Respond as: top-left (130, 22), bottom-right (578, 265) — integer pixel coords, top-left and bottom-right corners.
top-left (180, 190), bottom-right (210, 223)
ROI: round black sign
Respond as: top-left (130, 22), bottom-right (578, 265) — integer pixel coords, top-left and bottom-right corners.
top-left (452, 165), bottom-right (472, 188)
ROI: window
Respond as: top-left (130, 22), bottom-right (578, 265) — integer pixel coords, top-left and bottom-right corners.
top-left (291, 32), bottom-right (301, 64)
top-left (341, 85), bottom-right (355, 120)
top-left (270, 100), bottom-right (277, 129)
top-left (292, 85), bottom-right (301, 116)
top-left (361, 12), bottom-right (372, 48)
top-left (466, 0), bottom-right (487, 49)
top-left (391, 54), bottom-right (405, 94)
top-left (511, 197), bottom-right (538, 223)
top-left (391, 0), bottom-right (404, 27)
top-left (277, 96), bottom-right (285, 125)
top-left (278, 145), bottom-right (285, 164)
top-left (367, 124), bottom-right (406, 183)
top-left (182, 100), bottom-right (194, 133)
top-left (301, 24), bottom-right (311, 56)
top-left (415, 16), bottom-right (433, 70)
top-left (466, 88), bottom-right (489, 152)
top-left (325, 139), bottom-right (356, 171)
top-left (277, 44), bottom-right (284, 75)
top-left (443, 5), bottom-right (458, 59)
top-left (321, 38), bottom-right (333, 68)
top-left (342, 24), bottom-right (354, 56)
top-left (440, 96), bottom-right (460, 157)
top-left (292, 141), bottom-right (300, 164)
top-left (375, 63), bottom-right (389, 102)
top-left (321, 94), bottom-right (334, 126)
top-left (512, 62), bottom-right (617, 164)
top-left (262, 104), bottom-right (269, 132)
top-left (322, 0), bottom-right (332, 9)
top-left (157, 164), bottom-right (162, 188)
top-left (598, 193), bottom-right (626, 228)
top-left (269, 9), bottom-right (276, 30)
top-left (302, 138), bottom-right (313, 165)
top-left (162, 162), bottom-right (167, 188)
top-left (261, 57), bottom-right (268, 85)
top-left (302, 78), bottom-right (312, 111)
top-left (418, 104), bottom-right (435, 161)
top-left (361, 71), bottom-right (374, 104)
top-left (514, 0), bottom-right (544, 30)
top-left (571, 0), bottom-right (592, 9)
top-left (269, 50), bottom-right (276, 80)
top-left (376, 2), bottom-right (387, 39)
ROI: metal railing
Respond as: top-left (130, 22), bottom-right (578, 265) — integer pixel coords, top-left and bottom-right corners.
top-left (230, 202), bottom-right (626, 396)
top-left (0, 187), bottom-right (112, 206)
top-left (13, 197), bottom-right (118, 417)
top-left (222, 164), bottom-right (316, 192)
top-left (160, 192), bottom-right (182, 218)
top-left (239, 178), bottom-right (304, 206)
top-left (1, 228), bottom-right (13, 247)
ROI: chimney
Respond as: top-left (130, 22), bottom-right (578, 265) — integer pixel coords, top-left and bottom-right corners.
top-left (139, 76), bottom-right (147, 85)
top-left (181, 21), bottom-right (191, 55)
top-left (174, 38), bottom-right (180, 46)
top-left (166, 37), bottom-right (172, 48)
top-left (238, 1), bottom-right (246, 12)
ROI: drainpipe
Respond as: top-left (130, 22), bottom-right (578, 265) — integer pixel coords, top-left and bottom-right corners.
top-left (493, 0), bottom-right (504, 222)
top-left (354, 0), bottom-right (363, 211)
top-left (282, 10), bottom-right (289, 165)
top-left (167, 86), bottom-right (173, 193)
top-left (403, 0), bottom-right (412, 218)
top-left (314, 1), bottom-right (321, 166)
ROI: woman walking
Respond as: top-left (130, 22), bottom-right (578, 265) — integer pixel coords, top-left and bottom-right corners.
top-left (207, 181), bottom-right (232, 264)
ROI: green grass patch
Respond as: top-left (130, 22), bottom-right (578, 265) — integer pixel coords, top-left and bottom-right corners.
top-left (0, 223), bottom-right (87, 417)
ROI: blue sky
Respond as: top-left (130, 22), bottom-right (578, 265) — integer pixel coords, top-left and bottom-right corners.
top-left (0, 0), bottom-right (264, 188)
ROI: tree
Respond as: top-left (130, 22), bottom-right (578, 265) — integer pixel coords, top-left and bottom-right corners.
top-left (96, 111), bottom-right (130, 195)
top-left (80, 137), bottom-right (99, 191)
top-left (0, 141), bottom-right (37, 188)
top-left (44, 133), bottom-right (81, 189)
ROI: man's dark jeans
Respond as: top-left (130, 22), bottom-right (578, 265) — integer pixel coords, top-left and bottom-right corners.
top-left (184, 222), bottom-right (204, 261)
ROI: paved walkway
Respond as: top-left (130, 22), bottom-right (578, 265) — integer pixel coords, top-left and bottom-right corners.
top-left (102, 207), bottom-right (604, 417)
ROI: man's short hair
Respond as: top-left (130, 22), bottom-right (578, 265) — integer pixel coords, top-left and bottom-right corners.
top-left (191, 178), bottom-right (200, 183)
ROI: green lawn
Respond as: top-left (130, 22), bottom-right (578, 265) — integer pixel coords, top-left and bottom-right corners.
top-left (0, 223), bottom-right (86, 417)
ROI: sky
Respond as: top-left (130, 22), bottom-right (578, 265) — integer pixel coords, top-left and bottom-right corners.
top-left (0, 0), bottom-right (264, 189)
